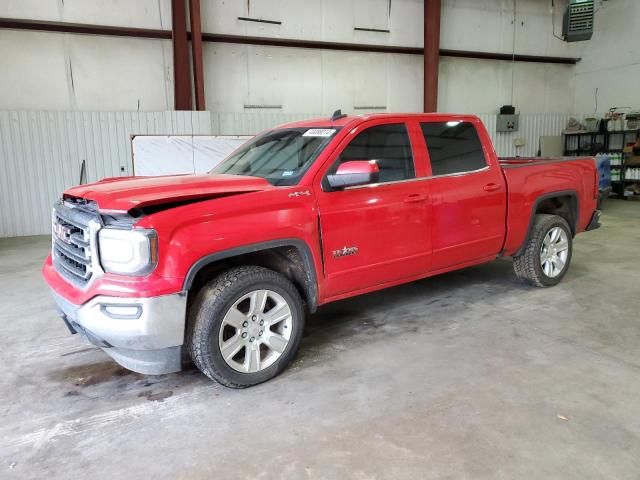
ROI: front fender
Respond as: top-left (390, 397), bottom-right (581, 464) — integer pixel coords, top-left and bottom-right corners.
top-left (135, 189), bottom-right (323, 309)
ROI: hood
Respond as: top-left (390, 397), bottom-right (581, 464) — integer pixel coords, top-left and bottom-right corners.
top-left (64, 174), bottom-right (274, 212)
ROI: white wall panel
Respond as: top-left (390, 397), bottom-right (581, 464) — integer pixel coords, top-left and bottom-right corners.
top-left (202, 0), bottom-right (420, 47)
top-left (215, 112), bottom-right (319, 136)
top-left (438, 57), bottom-right (575, 114)
top-left (202, 41), bottom-right (577, 116)
top-left (0, 31), bottom-right (173, 111)
top-left (0, 110), bottom-right (570, 238)
top-left (441, 0), bottom-right (577, 57)
top-left (387, 55), bottom-right (423, 112)
top-left (0, 0), bottom-right (171, 29)
top-left (348, 54), bottom-right (388, 111)
top-left (68, 35), bottom-right (172, 111)
top-left (388, 0), bottom-right (423, 48)
top-left (573, 0), bottom-right (640, 114)
top-left (0, 31), bottom-right (72, 111)
top-left (249, 0), bottom-right (324, 39)
top-left (247, 46), bottom-right (324, 112)
top-left (203, 43), bottom-right (249, 112)
top-left (320, 0), bottom-right (358, 44)
top-left (200, 0), bottom-right (245, 35)
top-left (319, 50), bottom-right (359, 114)
top-left (355, 0), bottom-right (390, 31)
top-left (200, 0), bottom-right (573, 55)
top-left (0, 0), bottom-right (63, 22)
top-left (0, 0), bottom-right (582, 114)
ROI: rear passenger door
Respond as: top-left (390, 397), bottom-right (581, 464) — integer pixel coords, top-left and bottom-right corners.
top-left (314, 120), bottom-right (431, 298)
top-left (420, 120), bottom-right (507, 270)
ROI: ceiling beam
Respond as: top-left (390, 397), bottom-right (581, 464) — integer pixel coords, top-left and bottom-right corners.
top-left (0, 18), bottom-right (581, 65)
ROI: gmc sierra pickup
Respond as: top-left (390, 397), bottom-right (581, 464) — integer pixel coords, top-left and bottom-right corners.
top-left (43, 113), bottom-right (601, 388)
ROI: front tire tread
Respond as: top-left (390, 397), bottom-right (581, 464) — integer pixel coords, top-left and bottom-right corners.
top-left (187, 266), bottom-right (304, 388)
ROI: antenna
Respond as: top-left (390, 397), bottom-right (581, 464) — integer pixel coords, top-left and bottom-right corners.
top-left (331, 109), bottom-right (347, 121)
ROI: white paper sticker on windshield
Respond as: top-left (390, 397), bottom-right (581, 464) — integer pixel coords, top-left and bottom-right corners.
top-left (302, 129), bottom-right (336, 137)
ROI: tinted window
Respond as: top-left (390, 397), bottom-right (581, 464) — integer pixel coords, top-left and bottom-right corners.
top-left (335, 123), bottom-right (415, 183)
top-left (421, 122), bottom-right (486, 176)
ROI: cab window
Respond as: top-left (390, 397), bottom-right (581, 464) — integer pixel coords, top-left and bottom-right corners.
top-left (332, 123), bottom-right (415, 183)
top-left (420, 121), bottom-right (487, 176)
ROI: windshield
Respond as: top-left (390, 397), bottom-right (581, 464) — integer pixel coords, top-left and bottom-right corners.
top-left (210, 127), bottom-right (339, 186)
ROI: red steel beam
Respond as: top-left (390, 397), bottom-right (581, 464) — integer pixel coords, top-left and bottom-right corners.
top-left (189, 0), bottom-right (206, 111)
top-left (171, 0), bottom-right (192, 110)
top-left (0, 18), bottom-right (580, 65)
top-left (0, 18), bottom-right (172, 39)
top-left (424, 0), bottom-right (441, 113)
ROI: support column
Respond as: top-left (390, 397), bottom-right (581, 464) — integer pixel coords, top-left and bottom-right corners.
top-left (189, 0), bottom-right (205, 110)
top-left (424, 0), bottom-right (441, 113)
top-left (172, 0), bottom-right (192, 110)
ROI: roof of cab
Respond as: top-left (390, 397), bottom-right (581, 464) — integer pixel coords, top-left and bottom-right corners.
top-left (275, 113), bottom-right (482, 130)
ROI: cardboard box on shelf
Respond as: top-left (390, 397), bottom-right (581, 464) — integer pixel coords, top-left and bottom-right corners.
top-left (627, 155), bottom-right (640, 166)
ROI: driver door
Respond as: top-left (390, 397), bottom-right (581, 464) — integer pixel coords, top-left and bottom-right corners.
top-left (314, 120), bottom-right (431, 299)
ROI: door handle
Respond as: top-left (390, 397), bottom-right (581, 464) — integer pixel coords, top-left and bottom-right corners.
top-left (404, 193), bottom-right (427, 203)
top-left (483, 183), bottom-right (501, 192)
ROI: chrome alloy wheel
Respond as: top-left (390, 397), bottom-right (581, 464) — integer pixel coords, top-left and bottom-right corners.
top-left (218, 289), bottom-right (293, 373)
top-left (540, 227), bottom-right (569, 278)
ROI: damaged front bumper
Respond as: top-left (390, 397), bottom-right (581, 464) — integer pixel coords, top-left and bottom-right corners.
top-left (51, 290), bottom-right (187, 375)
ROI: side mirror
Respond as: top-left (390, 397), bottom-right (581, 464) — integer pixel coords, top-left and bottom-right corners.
top-left (327, 161), bottom-right (379, 190)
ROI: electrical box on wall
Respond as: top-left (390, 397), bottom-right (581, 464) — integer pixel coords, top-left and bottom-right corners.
top-left (497, 114), bottom-right (520, 133)
top-left (563, 0), bottom-right (594, 42)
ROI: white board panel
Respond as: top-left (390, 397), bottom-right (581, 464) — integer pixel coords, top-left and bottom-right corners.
top-left (132, 135), bottom-right (251, 176)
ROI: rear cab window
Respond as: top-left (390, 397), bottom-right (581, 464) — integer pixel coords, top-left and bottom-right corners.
top-left (420, 121), bottom-right (487, 176)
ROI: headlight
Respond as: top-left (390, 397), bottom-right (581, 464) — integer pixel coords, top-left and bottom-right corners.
top-left (98, 228), bottom-right (158, 275)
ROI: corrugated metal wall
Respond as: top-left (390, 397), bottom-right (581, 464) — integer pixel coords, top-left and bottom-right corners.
top-left (0, 111), bottom-right (214, 238)
top-left (0, 110), bottom-right (571, 237)
top-left (479, 113), bottom-right (572, 158)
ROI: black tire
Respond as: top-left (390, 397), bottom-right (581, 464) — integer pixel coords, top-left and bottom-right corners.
top-left (513, 214), bottom-right (573, 287)
top-left (187, 266), bottom-right (305, 388)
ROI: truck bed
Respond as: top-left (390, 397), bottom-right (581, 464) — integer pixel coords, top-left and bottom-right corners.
top-left (498, 155), bottom-right (597, 256)
top-left (499, 156), bottom-right (594, 167)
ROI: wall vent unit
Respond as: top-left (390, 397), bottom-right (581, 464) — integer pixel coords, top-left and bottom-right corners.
top-left (563, 0), bottom-right (594, 42)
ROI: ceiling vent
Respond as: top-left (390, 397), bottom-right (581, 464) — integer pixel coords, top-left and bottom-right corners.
top-left (563, 0), bottom-right (594, 42)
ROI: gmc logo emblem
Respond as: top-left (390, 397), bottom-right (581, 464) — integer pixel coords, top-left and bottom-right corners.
top-left (53, 222), bottom-right (72, 244)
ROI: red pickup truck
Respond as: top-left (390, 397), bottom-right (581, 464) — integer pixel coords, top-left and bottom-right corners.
top-left (43, 113), bottom-right (601, 388)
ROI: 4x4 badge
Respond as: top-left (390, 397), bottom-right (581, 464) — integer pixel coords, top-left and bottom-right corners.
top-left (288, 190), bottom-right (310, 198)
top-left (333, 246), bottom-right (359, 258)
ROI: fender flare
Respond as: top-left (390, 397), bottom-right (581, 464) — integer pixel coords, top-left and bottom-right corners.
top-left (514, 190), bottom-right (579, 256)
top-left (182, 238), bottom-right (319, 312)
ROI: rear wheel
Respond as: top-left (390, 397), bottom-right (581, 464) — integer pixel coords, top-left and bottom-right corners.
top-left (513, 214), bottom-right (573, 287)
top-left (188, 266), bottom-right (305, 388)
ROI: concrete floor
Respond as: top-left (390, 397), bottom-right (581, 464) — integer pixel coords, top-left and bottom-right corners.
top-left (1, 199), bottom-right (639, 479)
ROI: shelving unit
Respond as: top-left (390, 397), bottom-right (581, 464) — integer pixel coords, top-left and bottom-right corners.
top-left (564, 129), bottom-right (639, 197)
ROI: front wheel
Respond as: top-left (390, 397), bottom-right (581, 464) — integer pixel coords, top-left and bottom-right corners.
top-left (187, 266), bottom-right (305, 388)
top-left (513, 214), bottom-right (573, 287)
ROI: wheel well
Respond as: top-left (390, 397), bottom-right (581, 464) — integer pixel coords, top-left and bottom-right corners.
top-left (535, 194), bottom-right (577, 235)
top-left (186, 246), bottom-right (315, 314)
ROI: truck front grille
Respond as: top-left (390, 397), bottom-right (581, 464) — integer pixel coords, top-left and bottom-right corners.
top-left (52, 201), bottom-right (100, 287)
